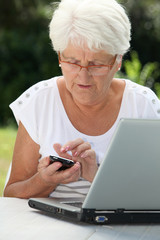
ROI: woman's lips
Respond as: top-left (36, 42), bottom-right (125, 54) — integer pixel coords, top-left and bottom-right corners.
top-left (77, 84), bottom-right (91, 89)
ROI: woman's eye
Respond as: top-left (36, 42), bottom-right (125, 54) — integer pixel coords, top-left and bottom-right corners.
top-left (89, 62), bottom-right (101, 66)
top-left (69, 60), bottom-right (79, 64)
top-left (88, 62), bottom-right (95, 66)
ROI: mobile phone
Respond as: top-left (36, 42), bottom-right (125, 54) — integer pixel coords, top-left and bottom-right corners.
top-left (49, 155), bottom-right (75, 171)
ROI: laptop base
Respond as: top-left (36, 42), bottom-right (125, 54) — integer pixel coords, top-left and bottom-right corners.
top-left (29, 199), bottom-right (160, 224)
top-left (82, 209), bottom-right (160, 224)
top-left (29, 199), bottom-right (82, 221)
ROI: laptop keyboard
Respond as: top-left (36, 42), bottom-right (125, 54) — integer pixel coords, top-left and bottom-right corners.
top-left (62, 201), bottom-right (83, 208)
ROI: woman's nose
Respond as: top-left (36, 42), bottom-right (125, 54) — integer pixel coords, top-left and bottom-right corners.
top-left (78, 66), bottom-right (92, 77)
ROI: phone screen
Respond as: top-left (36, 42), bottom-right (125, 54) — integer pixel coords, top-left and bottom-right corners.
top-left (49, 155), bottom-right (74, 171)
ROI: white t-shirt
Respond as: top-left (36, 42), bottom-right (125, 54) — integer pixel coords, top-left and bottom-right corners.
top-left (10, 77), bottom-right (160, 198)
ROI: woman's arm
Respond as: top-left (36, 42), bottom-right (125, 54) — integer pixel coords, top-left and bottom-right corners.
top-left (3, 122), bottom-right (54, 198)
top-left (4, 122), bottom-right (80, 198)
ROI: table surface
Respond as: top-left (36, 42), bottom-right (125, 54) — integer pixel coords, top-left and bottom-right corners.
top-left (1, 197), bottom-right (160, 240)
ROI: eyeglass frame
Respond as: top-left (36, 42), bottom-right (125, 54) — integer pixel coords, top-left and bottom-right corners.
top-left (58, 52), bottom-right (115, 74)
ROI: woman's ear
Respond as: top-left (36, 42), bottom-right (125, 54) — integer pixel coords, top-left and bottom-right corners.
top-left (116, 55), bottom-right (122, 71)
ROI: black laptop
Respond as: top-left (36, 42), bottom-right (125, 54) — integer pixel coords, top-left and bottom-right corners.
top-left (28, 119), bottom-right (160, 224)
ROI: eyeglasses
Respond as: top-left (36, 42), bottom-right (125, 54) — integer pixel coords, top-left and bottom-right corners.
top-left (58, 52), bottom-right (114, 76)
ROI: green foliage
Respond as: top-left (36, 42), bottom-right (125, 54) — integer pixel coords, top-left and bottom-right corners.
top-left (0, 127), bottom-right (17, 161)
top-left (0, 1), bottom-right (61, 126)
top-left (154, 83), bottom-right (160, 99)
top-left (117, 51), bottom-right (160, 98)
top-left (0, 0), bottom-right (160, 125)
top-left (124, 51), bottom-right (142, 84)
top-left (121, 0), bottom-right (160, 64)
top-left (0, 29), bottom-right (61, 125)
top-left (0, 127), bottom-right (17, 196)
top-left (0, 0), bottom-right (53, 29)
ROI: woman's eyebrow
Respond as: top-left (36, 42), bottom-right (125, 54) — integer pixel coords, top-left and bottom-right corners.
top-left (61, 53), bottom-right (107, 63)
top-left (61, 53), bottom-right (77, 60)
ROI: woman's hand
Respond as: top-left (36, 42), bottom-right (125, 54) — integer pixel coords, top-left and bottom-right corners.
top-left (38, 156), bottom-right (81, 185)
top-left (53, 138), bottom-right (98, 182)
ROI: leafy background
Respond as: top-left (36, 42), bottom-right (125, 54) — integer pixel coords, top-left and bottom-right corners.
top-left (0, 0), bottom-right (160, 125)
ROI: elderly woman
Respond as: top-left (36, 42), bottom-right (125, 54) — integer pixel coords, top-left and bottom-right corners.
top-left (4, 0), bottom-right (160, 199)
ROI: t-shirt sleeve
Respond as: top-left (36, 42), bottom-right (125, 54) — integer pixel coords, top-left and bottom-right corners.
top-left (124, 80), bottom-right (160, 119)
top-left (9, 78), bottom-right (57, 144)
top-left (137, 87), bottom-right (160, 118)
top-left (9, 86), bottom-right (40, 144)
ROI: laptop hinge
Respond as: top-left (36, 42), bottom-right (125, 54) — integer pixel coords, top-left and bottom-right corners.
top-left (115, 208), bottom-right (125, 214)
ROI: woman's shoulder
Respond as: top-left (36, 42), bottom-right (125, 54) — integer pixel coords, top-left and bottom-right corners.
top-left (114, 78), bottom-right (159, 102)
top-left (10, 76), bottom-right (60, 111)
top-left (124, 79), bottom-right (159, 100)
top-left (18, 76), bottom-right (59, 102)
top-left (122, 79), bottom-right (160, 117)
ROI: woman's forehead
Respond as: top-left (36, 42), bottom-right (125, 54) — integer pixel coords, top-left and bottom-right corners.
top-left (62, 43), bottom-right (114, 61)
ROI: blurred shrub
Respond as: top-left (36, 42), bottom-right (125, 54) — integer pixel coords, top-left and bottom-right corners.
top-left (117, 51), bottom-right (160, 98)
top-left (0, 0), bottom-right (160, 126)
top-left (121, 0), bottom-right (160, 64)
top-left (0, 0), bottom-right (61, 126)
top-left (0, 29), bottom-right (61, 126)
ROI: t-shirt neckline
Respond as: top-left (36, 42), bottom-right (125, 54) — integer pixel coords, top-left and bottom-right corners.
top-left (54, 77), bottom-right (128, 140)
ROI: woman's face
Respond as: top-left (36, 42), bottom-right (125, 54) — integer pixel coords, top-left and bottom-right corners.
top-left (60, 43), bottom-right (118, 106)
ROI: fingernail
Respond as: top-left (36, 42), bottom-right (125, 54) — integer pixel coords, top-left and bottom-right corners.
top-left (74, 162), bottom-right (80, 169)
top-left (80, 153), bottom-right (87, 158)
top-left (61, 146), bottom-right (69, 152)
top-left (60, 146), bottom-right (70, 152)
top-left (60, 147), bottom-right (65, 152)
top-left (73, 151), bottom-right (78, 157)
top-left (65, 146), bottom-right (70, 151)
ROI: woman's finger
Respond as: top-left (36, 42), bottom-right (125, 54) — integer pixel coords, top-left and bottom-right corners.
top-left (72, 142), bottom-right (91, 157)
top-left (80, 149), bottom-right (96, 159)
top-left (53, 143), bottom-right (73, 159)
top-left (37, 157), bottom-right (50, 171)
top-left (60, 138), bottom-right (84, 152)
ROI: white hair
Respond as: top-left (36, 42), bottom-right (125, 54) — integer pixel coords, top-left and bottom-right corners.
top-left (49, 0), bottom-right (131, 56)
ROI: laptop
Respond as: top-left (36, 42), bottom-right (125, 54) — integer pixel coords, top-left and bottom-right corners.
top-left (28, 118), bottom-right (160, 224)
